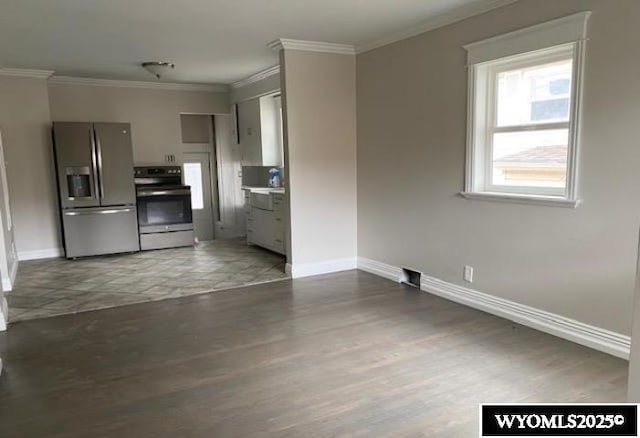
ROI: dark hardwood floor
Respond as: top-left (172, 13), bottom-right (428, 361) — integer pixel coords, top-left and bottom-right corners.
top-left (0, 270), bottom-right (628, 437)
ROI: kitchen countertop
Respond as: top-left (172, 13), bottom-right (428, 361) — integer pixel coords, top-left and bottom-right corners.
top-left (242, 186), bottom-right (286, 194)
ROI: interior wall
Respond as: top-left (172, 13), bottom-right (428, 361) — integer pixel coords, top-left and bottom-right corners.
top-left (0, 132), bottom-right (18, 292)
top-left (628, 242), bottom-right (640, 399)
top-left (180, 114), bottom-right (211, 144)
top-left (48, 83), bottom-right (229, 164)
top-left (281, 49), bottom-right (357, 267)
top-left (356, 0), bottom-right (640, 335)
top-left (0, 129), bottom-right (17, 332)
top-left (0, 75), bottom-right (59, 258)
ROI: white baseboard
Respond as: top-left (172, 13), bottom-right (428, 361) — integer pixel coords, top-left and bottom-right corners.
top-left (357, 257), bottom-right (630, 359)
top-left (1, 259), bottom-right (18, 292)
top-left (18, 247), bottom-right (63, 261)
top-left (288, 257), bottom-right (357, 279)
top-left (357, 257), bottom-right (403, 282)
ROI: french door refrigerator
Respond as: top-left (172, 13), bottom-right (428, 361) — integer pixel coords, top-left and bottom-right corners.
top-left (53, 122), bottom-right (140, 258)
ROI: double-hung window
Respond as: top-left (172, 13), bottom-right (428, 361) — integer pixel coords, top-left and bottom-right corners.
top-left (462, 12), bottom-right (591, 207)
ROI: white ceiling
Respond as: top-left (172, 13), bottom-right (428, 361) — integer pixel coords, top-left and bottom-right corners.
top-left (0, 0), bottom-right (514, 85)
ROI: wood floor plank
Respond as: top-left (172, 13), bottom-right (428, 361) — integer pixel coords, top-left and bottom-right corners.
top-left (0, 270), bottom-right (628, 437)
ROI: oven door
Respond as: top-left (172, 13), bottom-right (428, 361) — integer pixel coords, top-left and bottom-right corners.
top-left (136, 188), bottom-right (193, 233)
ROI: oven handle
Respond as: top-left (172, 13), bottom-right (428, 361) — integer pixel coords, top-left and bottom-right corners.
top-left (137, 189), bottom-right (191, 197)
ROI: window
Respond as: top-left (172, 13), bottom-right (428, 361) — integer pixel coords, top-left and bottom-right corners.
top-left (462, 12), bottom-right (590, 207)
top-left (183, 162), bottom-right (204, 210)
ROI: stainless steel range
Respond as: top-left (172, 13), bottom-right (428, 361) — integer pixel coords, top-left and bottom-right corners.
top-left (135, 166), bottom-right (194, 250)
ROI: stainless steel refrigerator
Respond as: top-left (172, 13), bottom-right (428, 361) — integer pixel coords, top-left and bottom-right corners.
top-left (53, 122), bottom-right (140, 258)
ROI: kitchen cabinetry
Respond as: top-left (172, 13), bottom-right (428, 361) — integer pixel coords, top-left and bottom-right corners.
top-left (244, 189), bottom-right (286, 255)
top-left (238, 99), bottom-right (262, 166)
top-left (238, 94), bottom-right (283, 167)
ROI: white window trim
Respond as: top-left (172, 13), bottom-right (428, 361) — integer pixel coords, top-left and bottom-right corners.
top-left (461, 12), bottom-right (591, 208)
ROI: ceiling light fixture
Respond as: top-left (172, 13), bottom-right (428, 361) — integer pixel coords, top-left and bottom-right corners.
top-left (141, 61), bottom-right (175, 79)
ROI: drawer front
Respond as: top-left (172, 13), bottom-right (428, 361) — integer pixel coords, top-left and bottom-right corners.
top-left (63, 207), bottom-right (140, 257)
top-left (272, 237), bottom-right (285, 253)
top-left (251, 192), bottom-right (273, 210)
top-left (274, 216), bottom-right (285, 233)
top-left (272, 198), bottom-right (285, 213)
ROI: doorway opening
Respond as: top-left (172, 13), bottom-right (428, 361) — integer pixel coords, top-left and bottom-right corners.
top-left (183, 152), bottom-right (216, 242)
top-left (180, 114), bottom-right (218, 241)
top-left (180, 113), bottom-right (250, 242)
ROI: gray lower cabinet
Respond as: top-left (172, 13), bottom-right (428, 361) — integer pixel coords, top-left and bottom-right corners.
top-left (245, 190), bottom-right (286, 255)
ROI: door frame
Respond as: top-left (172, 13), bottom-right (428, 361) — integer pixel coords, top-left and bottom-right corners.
top-left (180, 114), bottom-right (218, 241)
top-left (183, 151), bottom-right (216, 241)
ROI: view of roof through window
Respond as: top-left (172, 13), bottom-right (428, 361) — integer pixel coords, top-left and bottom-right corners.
top-left (492, 58), bottom-right (573, 189)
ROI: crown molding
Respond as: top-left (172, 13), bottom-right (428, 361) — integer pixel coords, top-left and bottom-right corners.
top-left (231, 65), bottom-right (280, 90)
top-left (48, 75), bottom-right (229, 92)
top-left (356, 0), bottom-right (520, 54)
top-left (268, 39), bottom-right (356, 55)
top-left (0, 68), bottom-right (55, 79)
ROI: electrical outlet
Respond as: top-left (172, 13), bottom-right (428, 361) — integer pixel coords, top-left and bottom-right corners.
top-left (463, 265), bottom-right (474, 283)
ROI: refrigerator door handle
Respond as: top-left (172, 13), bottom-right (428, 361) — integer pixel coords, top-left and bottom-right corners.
top-left (64, 207), bottom-right (135, 216)
top-left (90, 129), bottom-right (100, 201)
top-left (95, 131), bottom-right (105, 201)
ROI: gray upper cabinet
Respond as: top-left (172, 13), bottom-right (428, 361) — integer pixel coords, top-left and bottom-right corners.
top-left (238, 98), bottom-right (263, 166)
top-left (93, 123), bottom-right (136, 206)
top-left (238, 94), bottom-right (284, 167)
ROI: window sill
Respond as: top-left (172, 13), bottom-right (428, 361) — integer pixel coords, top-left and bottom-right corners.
top-left (459, 191), bottom-right (581, 208)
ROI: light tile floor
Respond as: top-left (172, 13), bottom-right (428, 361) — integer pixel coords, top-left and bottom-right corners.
top-left (7, 239), bottom-right (288, 323)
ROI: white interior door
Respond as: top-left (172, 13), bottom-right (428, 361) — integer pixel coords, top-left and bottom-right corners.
top-left (183, 152), bottom-right (215, 241)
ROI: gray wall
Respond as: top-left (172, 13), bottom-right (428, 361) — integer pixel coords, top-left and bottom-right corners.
top-left (0, 130), bottom-right (18, 292)
top-left (282, 50), bottom-right (357, 266)
top-left (48, 83), bottom-right (229, 165)
top-left (356, 0), bottom-right (640, 335)
top-left (180, 114), bottom-right (212, 144)
top-left (0, 132), bottom-right (18, 294)
top-left (628, 245), bottom-right (640, 399)
top-left (0, 75), bottom-right (59, 257)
